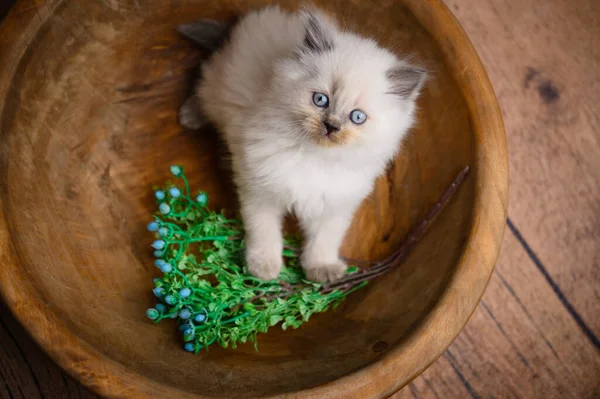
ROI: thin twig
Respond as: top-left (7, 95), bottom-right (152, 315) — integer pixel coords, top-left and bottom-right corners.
top-left (321, 165), bottom-right (470, 293)
top-left (232, 166), bottom-right (470, 307)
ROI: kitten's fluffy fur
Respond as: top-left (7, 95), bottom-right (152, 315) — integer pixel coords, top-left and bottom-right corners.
top-left (192, 6), bottom-right (426, 282)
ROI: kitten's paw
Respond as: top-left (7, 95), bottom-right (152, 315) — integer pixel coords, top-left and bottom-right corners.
top-left (303, 261), bottom-right (347, 283)
top-left (179, 96), bottom-right (205, 129)
top-left (246, 251), bottom-right (283, 281)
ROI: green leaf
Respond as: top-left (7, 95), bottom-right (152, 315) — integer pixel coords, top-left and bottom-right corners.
top-left (282, 249), bottom-right (297, 257)
top-left (144, 168), bottom-right (367, 353)
top-left (299, 304), bottom-right (308, 318)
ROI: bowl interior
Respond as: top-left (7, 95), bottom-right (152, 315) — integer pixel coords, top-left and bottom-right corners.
top-left (0, 0), bottom-right (475, 397)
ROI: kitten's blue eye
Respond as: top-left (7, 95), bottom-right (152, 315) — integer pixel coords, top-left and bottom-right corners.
top-left (312, 92), bottom-right (329, 108)
top-left (350, 109), bottom-right (367, 124)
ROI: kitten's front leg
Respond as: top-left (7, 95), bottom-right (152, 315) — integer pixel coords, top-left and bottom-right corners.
top-left (241, 198), bottom-right (284, 280)
top-left (300, 208), bottom-right (355, 283)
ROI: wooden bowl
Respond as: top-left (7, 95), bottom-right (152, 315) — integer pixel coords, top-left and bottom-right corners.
top-left (0, 0), bottom-right (507, 398)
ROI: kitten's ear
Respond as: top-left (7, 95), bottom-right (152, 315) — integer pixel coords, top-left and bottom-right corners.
top-left (177, 19), bottom-right (233, 52)
top-left (299, 10), bottom-right (335, 54)
top-left (386, 65), bottom-right (427, 100)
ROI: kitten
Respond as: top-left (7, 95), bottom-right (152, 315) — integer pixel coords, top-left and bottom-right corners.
top-left (181, 6), bottom-right (426, 282)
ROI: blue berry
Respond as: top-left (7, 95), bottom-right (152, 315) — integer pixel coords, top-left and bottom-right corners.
top-left (179, 322), bottom-right (192, 331)
top-left (158, 227), bottom-right (168, 237)
top-left (153, 278), bottom-right (160, 284)
top-left (147, 221), bottom-right (159, 231)
top-left (154, 259), bottom-right (166, 268)
top-left (184, 328), bottom-right (194, 336)
top-left (152, 240), bottom-right (165, 250)
top-left (153, 250), bottom-right (164, 258)
top-left (165, 295), bottom-right (177, 305)
top-left (196, 193), bottom-right (208, 206)
top-left (153, 287), bottom-right (165, 297)
top-left (160, 263), bottom-right (172, 273)
top-left (170, 165), bottom-right (182, 176)
top-left (179, 309), bottom-right (192, 319)
top-left (146, 308), bottom-right (159, 320)
top-left (184, 343), bottom-right (195, 352)
top-left (169, 187), bottom-right (181, 198)
top-left (155, 190), bottom-right (166, 200)
top-left (194, 314), bottom-right (206, 323)
top-left (155, 303), bottom-right (166, 312)
top-left (179, 288), bottom-right (191, 298)
top-left (159, 203), bottom-right (171, 215)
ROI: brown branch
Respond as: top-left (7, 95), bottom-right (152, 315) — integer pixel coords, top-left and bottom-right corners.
top-left (230, 166), bottom-right (470, 312)
top-left (231, 281), bottom-right (300, 312)
top-left (321, 165), bottom-right (470, 294)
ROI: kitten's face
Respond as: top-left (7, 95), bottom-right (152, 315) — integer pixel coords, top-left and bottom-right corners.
top-left (299, 74), bottom-right (376, 148)
top-left (271, 11), bottom-right (425, 152)
top-left (301, 89), bottom-right (363, 147)
top-left (288, 51), bottom-right (401, 148)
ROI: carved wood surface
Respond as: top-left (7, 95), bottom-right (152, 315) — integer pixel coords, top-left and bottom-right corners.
top-left (3, 0), bottom-right (596, 397)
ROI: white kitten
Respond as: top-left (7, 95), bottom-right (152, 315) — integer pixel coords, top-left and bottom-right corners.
top-left (188, 6), bottom-right (426, 282)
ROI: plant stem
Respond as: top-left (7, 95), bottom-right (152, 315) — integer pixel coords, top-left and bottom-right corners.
top-left (226, 166), bottom-right (470, 310)
top-left (321, 165), bottom-right (470, 293)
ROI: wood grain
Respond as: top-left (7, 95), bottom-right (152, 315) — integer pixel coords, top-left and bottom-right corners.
top-left (0, 0), bottom-right (598, 397)
top-left (392, 0), bottom-right (600, 397)
top-left (393, 232), bottom-right (600, 399)
top-left (0, 301), bottom-right (96, 399)
top-left (446, 0), bottom-right (600, 336)
top-left (0, 0), bottom-right (599, 397)
top-left (0, 0), bottom-right (507, 398)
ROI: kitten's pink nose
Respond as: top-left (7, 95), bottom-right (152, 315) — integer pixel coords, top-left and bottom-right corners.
top-left (323, 120), bottom-right (341, 135)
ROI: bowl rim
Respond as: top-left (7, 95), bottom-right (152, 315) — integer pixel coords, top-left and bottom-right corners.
top-left (0, 0), bottom-right (508, 398)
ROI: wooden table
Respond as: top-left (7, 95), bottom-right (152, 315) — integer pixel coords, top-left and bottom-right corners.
top-left (1, 0), bottom-right (599, 397)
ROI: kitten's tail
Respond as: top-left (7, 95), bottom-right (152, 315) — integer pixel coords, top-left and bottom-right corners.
top-left (176, 18), bottom-right (236, 130)
top-left (176, 18), bottom-right (236, 53)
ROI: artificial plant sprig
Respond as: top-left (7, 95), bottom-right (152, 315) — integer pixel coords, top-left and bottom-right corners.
top-left (145, 165), bottom-right (469, 353)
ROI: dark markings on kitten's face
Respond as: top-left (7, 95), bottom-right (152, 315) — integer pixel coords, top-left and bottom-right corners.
top-left (303, 14), bottom-right (334, 53)
top-left (318, 79), bottom-right (342, 130)
top-left (386, 66), bottom-right (427, 99)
